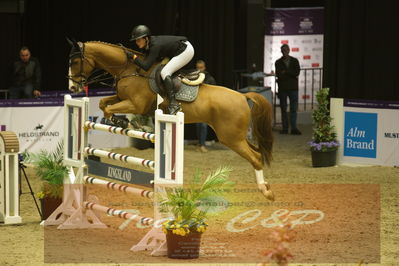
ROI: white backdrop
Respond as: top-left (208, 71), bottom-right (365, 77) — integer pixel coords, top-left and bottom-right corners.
top-left (0, 95), bottom-right (129, 153)
top-left (263, 7), bottom-right (324, 104)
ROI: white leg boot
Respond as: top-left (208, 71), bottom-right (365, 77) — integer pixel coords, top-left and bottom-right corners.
top-left (255, 169), bottom-right (275, 201)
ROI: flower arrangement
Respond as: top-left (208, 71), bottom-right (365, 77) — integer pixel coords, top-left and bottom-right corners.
top-left (260, 224), bottom-right (296, 266)
top-left (162, 218), bottom-right (208, 236)
top-left (160, 166), bottom-right (233, 236)
top-left (308, 140), bottom-right (340, 152)
top-left (309, 87), bottom-right (339, 152)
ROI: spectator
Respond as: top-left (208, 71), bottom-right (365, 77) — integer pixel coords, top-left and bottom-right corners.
top-left (275, 44), bottom-right (301, 135)
top-left (195, 59), bottom-right (216, 153)
top-left (8, 46), bottom-right (41, 99)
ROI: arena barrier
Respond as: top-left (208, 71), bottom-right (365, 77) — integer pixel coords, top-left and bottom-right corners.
top-left (0, 131), bottom-right (22, 225)
top-left (43, 95), bottom-right (184, 256)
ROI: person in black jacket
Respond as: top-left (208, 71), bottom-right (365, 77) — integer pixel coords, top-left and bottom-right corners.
top-left (8, 46), bottom-right (41, 99)
top-left (128, 25), bottom-right (194, 115)
top-left (275, 44), bottom-right (301, 135)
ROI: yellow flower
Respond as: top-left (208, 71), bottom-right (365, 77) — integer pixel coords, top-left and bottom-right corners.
top-left (196, 225), bottom-right (207, 233)
top-left (171, 228), bottom-right (188, 236)
top-left (36, 191), bottom-right (45, 199)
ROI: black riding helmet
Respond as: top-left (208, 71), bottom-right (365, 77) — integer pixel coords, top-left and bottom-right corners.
top-left (130, 25), bottom-right (151, 41)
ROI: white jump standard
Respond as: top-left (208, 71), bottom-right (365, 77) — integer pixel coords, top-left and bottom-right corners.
top-left (0, 131), bottom-right (22, 225)
top-left (43, 94), bottom-right (184, 256)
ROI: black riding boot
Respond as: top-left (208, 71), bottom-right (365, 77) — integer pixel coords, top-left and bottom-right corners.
top-left (164, 75), bottom-right (181, 115)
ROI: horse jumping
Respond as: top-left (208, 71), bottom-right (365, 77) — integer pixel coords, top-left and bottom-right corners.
top-left (67, 40), bottom-right (275, 201)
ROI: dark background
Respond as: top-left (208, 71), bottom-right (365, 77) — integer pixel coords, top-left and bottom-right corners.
top-left (0, 0), bottom-right (398, 101)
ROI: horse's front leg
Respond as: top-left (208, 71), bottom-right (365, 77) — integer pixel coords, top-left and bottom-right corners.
top-left (99, 95), bottom-right (120, 118)
top-left (104, 99), bottom-right (145, 117)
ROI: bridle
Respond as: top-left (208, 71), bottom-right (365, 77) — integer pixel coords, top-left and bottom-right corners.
top-left (67, 42), bottom-right (113, 89)
top-left (67, 41), bottom-right (153, 90)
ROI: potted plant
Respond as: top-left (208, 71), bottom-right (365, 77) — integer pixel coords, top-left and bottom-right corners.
top-left (308, 87), bottom-right (340, 167)
top-left (160, 166), bottom-right (233, 259)
top-left (26, 141), bottom-right (68, 220)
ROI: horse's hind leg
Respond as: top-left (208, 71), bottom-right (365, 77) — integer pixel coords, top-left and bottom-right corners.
top-left (217, 133), bottom-right (275, 201)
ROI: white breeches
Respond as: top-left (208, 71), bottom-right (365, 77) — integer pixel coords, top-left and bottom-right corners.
top-left (160, 41), bottom-right (194, 80)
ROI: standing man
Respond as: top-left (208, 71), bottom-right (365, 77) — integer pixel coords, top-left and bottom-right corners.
top-left (195, 59), bottom-right (216, 152)
top-left (275, 44), bottom-right (301, 135)
top-left (8, 46), bottom-right (41, 99)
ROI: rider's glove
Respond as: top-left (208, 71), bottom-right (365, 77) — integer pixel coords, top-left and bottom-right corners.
top-left (126, 51), bottom-right (136, 61)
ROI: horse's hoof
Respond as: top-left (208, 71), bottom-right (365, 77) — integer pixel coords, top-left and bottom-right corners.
top-left (111, 116), bottom-right (129, 129)
top-left (258, 184), bottom-right (275, 201)
top-left (168, 104), bottom-right (181, 115)
top-left (263, 190), bottom-right (275, 201)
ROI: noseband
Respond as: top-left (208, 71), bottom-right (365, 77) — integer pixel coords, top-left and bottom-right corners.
top-left (67, 42), bottom-right (112, 89)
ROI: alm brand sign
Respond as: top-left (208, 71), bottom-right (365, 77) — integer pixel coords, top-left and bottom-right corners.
top-left (344, 112), bottom-right (377, 158)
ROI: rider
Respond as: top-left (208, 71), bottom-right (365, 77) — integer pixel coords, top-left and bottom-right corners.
top-left (128, 25), bottom-right (194, 115)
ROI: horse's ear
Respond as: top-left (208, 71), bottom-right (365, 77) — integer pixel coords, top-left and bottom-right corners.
top-left (66, 37), bottom-right (80, 48)
top-left (66, 37), bottom-right (74, 47)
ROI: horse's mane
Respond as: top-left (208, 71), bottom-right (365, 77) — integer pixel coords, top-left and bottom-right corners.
top-left (86, 41), bottom-right (144, 56)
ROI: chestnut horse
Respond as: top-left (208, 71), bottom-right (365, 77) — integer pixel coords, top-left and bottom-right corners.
top-left (68, 40), bottom-right (275, 200)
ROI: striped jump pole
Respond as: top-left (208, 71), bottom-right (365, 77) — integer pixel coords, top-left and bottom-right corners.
top-left (83, 201), bottom-right (153, 226)
top-left (84, 176), bottom-right (153, 199)
top-left (84, 147), bottom-right (155, 170)
top-left (84, 121), bottom-right (155, 142)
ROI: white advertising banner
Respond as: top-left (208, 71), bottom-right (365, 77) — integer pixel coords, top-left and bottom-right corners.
top-left (0, 91), bottom-right (130, 153)
top-left (1, 105), bottom-right (63, 153)
top-left (331, 98), bottom-right (399, 167)
top-left (263, 8), bottom-right (324, 104)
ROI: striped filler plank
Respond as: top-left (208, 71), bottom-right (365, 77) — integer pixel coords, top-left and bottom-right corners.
top-left (84, 176), bottom-right (153, 199)
top-left (84, 147), bottom-right (155, 170)
top-left (84, 121), bottom-right (155, 142)
top-left (83, 201), bottom-right (153, 225)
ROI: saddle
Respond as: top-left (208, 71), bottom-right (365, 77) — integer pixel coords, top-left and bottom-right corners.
top-left (149, 64), bottom-right (205, 102)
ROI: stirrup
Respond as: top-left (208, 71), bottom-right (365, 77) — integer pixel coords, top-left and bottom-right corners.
top-left (168, 103), bottom-right (181, 115)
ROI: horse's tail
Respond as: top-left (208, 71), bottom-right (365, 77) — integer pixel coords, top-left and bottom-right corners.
top-left (245, 92), bottom-right (274, 166)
